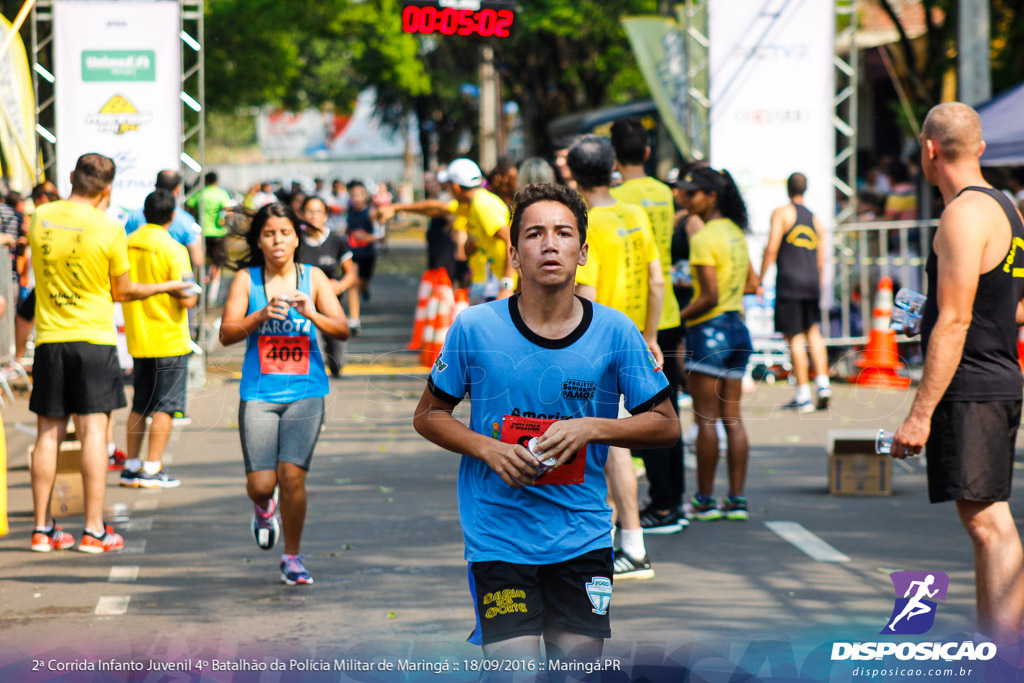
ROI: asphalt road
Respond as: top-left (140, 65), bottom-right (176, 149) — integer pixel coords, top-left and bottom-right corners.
top-left (2, 243), bottom-right (1022, 682)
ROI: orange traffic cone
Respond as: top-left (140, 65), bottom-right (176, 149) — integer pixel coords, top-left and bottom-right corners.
top-left (852, 277), bottom-right (912, 388)
top-left (408, 269), bottom-right (437, 351)
top-left (421, 270), bottom-right (454, 366)
top-left (453, 288), bottom-right (469, 319)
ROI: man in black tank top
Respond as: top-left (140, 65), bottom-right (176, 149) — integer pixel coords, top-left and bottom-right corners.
top-left (760, 173), bottom-right (831, 412)
top-left (891, 102), bottom-right (1024, 643)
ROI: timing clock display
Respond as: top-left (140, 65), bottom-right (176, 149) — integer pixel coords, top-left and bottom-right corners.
top-left (402, 2), bottom-right (516, 38)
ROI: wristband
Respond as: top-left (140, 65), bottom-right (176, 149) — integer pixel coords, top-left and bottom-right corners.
top-left (500, 277), bottom-right (514, 291)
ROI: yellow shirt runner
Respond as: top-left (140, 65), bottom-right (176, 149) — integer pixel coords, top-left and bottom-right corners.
top-left (688, 217), bottom-right (749, 326)
top-left (576, 200), bottom-right (659, 330)
top-left (123, 225), bottom-right (193, 358)
top-left (449, 188), bottom-right (511, 284)
top-left (30, 201), bottom-right (130, 346)
top-left (611, 177), bottom-right (680, 329)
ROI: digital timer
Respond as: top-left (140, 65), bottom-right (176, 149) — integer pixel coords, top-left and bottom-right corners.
top-left (402, 4), bottom-right (516, 38)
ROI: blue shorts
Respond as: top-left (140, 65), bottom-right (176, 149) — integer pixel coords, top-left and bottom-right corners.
top-left (684, 311), bottom-right (753, 380)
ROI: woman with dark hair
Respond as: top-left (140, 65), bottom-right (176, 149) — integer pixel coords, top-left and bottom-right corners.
top-left (219, 202), bottom-right (349, 585)
top-left (675, 167), bottom-right (759, 523)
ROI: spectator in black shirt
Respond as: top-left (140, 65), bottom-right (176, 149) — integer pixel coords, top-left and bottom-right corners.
top-left (297, 196), bottom-right (358, 376)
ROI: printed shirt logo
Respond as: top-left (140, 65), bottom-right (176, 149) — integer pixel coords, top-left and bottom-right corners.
top-left (561, 379), bottom-right (596, 400)
top-left (1003, 236), bottom-right (1024, 277)
top-left (882, 571), bottom-right (948, 635)
top-left (586, 577), bottom-right (612, 615)
top-left (434, 354), bottom-right (448, 373)
top-left (785, 224), bottom-right (819, 250)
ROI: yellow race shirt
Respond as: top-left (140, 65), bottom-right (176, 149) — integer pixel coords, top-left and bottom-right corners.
top-left (123, 225), bottom-right (193, 358)
top-left (463, 189), bottom-right (510, 283)
top-left (611, 177), bottom-right (680, 329)
top-left (30, 200), bottom-right (130, 346)
top-left (688, 218), bottom-right (749, 326)
top-left (576, 201), bottom-right (659, 330)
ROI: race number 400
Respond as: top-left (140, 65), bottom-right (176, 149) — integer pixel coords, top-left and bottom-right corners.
top-left (258, 335), bottom-right (311, 375)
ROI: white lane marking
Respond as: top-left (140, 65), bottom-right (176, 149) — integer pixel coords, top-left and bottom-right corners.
top-left (765, 521), bottom-right (850, 563)
top-left (108, 566), bottom-right (139, 582)
top-left (124, 518), bottom-right (153, 531)
top-left (133, 498), bottom-right (159, 511)
top-left (94, 595), bottom-right (131, 615)
top-left (122, 539), bottom-right (147, 555)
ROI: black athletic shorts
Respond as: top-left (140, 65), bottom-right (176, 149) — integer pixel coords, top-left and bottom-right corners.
top-left (467, 548), bottom-right (613, 646)
top-left (927, 399), bottom-right (1022, 503)
top-left (352, 255), bottom-right (376, 282)
top-left (204, 235), bottom-right (228, 267)
top-left (30, 342), bottom-right (127, 417)
top-left (774, 298), bottom-right (821, 337)
top-left (131, 354), bottom-right (189, 416)
top-left (16, 288), bottom-right (34, 321)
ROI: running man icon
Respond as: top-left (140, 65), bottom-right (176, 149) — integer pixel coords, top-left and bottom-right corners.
top-left (882, 571), bottom-right (949, 635)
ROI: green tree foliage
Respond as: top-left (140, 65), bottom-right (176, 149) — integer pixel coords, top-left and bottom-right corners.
top-left (205, 0), bottom-right (656, 158)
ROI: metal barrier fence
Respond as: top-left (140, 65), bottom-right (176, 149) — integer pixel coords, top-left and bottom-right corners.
top-left (0, 246), bottom-right (28, 402)
top-left (826, 218), bottom-right (938, 346)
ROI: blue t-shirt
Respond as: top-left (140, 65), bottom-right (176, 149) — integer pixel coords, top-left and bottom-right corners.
top-left (427, 296), bottom-right (670, 564)
top-left (240, 265), bottom-right (329, 403)
top-left (125, 208), bottom-right (200, 248)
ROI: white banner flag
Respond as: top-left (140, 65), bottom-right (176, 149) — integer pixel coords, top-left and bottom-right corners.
top-left (54, 0), bottom-right (181, 216)
top-left (709, 0), bottom-right (834, 280)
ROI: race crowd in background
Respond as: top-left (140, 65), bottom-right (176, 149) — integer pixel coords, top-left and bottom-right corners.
top-left (9, 102), bottom-right (1024, 660)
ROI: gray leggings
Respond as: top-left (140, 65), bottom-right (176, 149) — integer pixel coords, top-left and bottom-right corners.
top-left (239, 396), bottom-right (325, 474)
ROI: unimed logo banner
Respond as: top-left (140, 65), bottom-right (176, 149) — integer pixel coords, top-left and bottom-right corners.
top-left (54, 0), bottom-right (181, 215)
top-left (708, 0), bottom-right (835, 285)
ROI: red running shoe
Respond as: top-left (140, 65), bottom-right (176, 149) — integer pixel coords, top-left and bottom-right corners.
top-left (77, 525), bottom-right (124, 554)
top-left (108, 449), bottom-right (127, 471)
top-left (31, 524), bottom-right (76, 552)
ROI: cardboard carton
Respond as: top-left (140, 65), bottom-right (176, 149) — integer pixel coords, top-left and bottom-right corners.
top-left (827, 429), bottom-right (892, 496)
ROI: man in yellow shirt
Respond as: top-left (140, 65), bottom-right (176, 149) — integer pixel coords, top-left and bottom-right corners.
top-left (29, 153), bottom-right (193, 555)
top-left (120, 190), bottom-right (198, 490)
top-left (380, 158), bottom-right (515, 301)
top-left (610, 117), bottom-right (688, 534)
top-left (567, 136), bottom-right (669, 580)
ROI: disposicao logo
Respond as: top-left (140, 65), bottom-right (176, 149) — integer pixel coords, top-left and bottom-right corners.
top-left (831, 570), bottom-right (996, 663)
top-left (882, 570), bottom-right (948, 635)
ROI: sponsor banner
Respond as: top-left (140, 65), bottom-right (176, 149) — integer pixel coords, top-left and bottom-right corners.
top-left (54, 0), bottom-right (181, 215)
top-left (621, 16), bottom-right (690, 157)
top-left (257, 90), bottom-right (420, 161)
top-left (708, 0), bottom-right (834, 289)
top-left (0, 15), bottom-right (38, 193)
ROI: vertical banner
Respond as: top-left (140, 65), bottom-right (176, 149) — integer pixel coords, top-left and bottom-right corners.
top-left (0, 16), bottom-right (38, 194)
top-left (622, 16), bottom-right (690, 158)
top-left (54, 0), bottom-right (181, 216)
top-left (708, 0), bottom-right (834, 281)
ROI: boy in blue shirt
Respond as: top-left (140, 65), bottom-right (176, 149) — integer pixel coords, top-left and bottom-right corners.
top-left (414, 183), bottom-right (679, 662)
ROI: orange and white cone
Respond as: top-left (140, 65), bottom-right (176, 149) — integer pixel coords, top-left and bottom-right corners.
top-left (852, 277), bottom-right (912, 389)
top-left (408, 269), bottom-right (437, 351)
top-left (421, 270), bottom-right (455, 367)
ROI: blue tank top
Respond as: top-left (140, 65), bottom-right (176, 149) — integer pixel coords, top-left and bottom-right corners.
top-left (240, 264), bottom-right (329, 403)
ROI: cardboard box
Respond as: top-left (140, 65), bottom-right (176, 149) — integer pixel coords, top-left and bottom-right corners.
top-left (26, 440), bottom-right (82, 472)
top-left (50, 472), bottom-right (84, 517)
top-left (827, 430), bottom-right (892, 496)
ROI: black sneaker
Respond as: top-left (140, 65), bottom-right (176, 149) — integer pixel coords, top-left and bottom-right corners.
top-left (639, 506), bottom-right (686, 534)
top-left (612, 548), bottom-right (655, 580)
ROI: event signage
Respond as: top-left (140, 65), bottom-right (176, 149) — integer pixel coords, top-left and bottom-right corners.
top-left (708, 0), bottom-right (835, 283)
top-left (54, 0), bottom-right (181, 215)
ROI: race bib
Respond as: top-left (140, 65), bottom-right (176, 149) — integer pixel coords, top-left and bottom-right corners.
top-left (500, 415), bottom-right (586, 485)
top-left (258, 335), bottom-right (310, 375)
